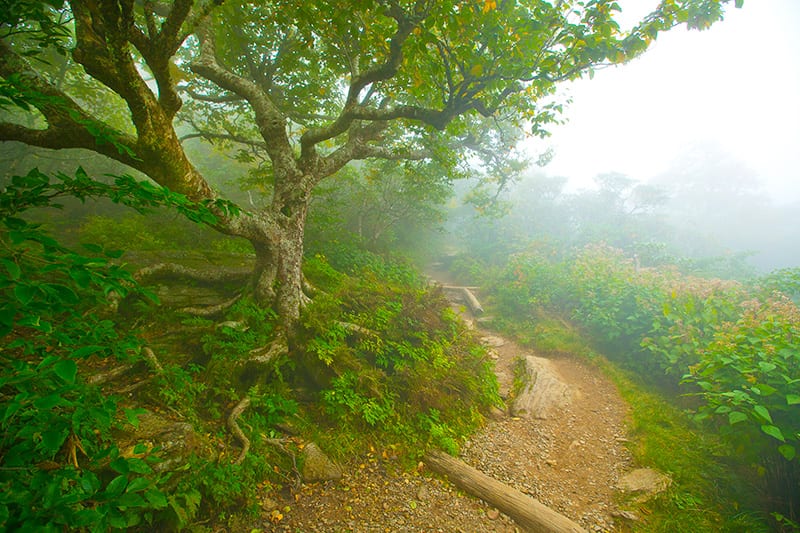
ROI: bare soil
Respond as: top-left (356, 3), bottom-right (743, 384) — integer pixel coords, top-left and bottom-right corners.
top-left (258, 289), bottom-right (634, 533)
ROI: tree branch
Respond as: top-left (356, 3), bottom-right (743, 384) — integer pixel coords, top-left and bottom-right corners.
top-left (298, 0), bottom-right (428, 156)
top-left (189, 21), bottom-right (295, 170)
top-left (0, 40), bottom-right (140, 166)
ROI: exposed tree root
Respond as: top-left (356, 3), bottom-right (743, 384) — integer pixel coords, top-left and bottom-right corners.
top-left (134, 263), bottom-right (250, 286)
top-left (265, 437), bottom-right (302, 489)
top-left (87, 364), bottom-right (133, 385)
top-left (301, 275), bottom-right (318, 297)
top-left (179, 293), bottom-right (242, 317)
top-left (228, 396), bottom-right (252, 465)
top-left (117, 378), bottom-right (152, 395)
top-left (248, 332), bottom-right (289, 363)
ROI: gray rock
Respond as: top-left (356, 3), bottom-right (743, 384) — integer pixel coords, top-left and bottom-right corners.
top-left (416, 484), bottom-right (430, 501)
top-left (301, 443), bottom-right (343, 482)
top-left (511, 356), bottom-right (572, 420)
top-left (616, 468), bottom-right (671, 502)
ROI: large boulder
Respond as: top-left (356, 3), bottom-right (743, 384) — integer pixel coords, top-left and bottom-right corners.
top-left (511, 355), bottom-right (572, 419)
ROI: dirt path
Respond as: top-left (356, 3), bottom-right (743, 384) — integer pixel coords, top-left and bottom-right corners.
top-left (263, 284), bottom-right (634, 532)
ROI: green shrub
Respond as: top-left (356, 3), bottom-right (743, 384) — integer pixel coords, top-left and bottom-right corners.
top-left (0, 169), bottom-right (179, 530)
top-left (299, 257), bottom-right (499, 457)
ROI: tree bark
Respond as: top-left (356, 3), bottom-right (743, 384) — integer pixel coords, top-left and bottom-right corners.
top-left (423, 449), bottom-right (587, 533)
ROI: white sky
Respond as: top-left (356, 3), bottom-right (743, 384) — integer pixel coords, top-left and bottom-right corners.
top-left (533, 0), bottom-right (800, 202)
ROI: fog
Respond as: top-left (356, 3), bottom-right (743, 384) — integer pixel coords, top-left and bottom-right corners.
top-left (536, 0), bottom-right (800, 204)
top-left (488, 0), bottom-right (800, 274)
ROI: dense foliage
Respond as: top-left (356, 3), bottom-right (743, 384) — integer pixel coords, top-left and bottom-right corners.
top-left (0, 168), bottom-right (208, 530)
top-left (459, 243), bottom-right (800, 523)
top-left (300, 250), bottom-right (500, 456)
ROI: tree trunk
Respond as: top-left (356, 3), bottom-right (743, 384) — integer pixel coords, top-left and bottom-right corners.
top-left (242, 182), bottom-right (312, 336)
top-left (423, 449), bottom-right (587, 533)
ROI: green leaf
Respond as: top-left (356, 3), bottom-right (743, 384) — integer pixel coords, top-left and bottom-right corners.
top-left (126, 477), bottom-right (151, 493)
top-left (54, 359), bottom-right (77, 384)
top-left (124, 408), bottom-right (147, 428)
top-left (786, 394), bottom-right (800, 406)
top-left (126, 457), bottom-right (153, 475)
top-left (104, 474), bottom-right (129, 498)
top-left (110, 456), bottom-right (130, 474)
top-left (72, 345), bottom-right (105, 358)
top-left (778, 444), bottom-right (796, 461)
top-left (41, 428), bottom-right (68, 454)
top-left (761, 425), bottom-right (786, 442)
top-left (69, 267), bottom-right (91, 288)
top-left (1, 259), bottom-right (21, 280)
top-left (117, 492), bottom-right (147, 508)
top-left (753, 405), bottom-right (773, 424)
top-left (144, 488), bottom-right (168, 508)
top-left (728, 411), bottom-right (747, 425)
top-left (758, 361), bottom-right (777, 373)
top-left (13, 283), bottom-right (37, 306)
top-left (35, 393), bottom-right (67, 409)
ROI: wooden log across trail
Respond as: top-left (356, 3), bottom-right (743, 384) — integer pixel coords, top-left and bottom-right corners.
top-left (438, 284), bottom-right (484, 315)
top-left (461, 287), bottom-right (484, 315)
top-left (423, 449), bottom-right (587, 533)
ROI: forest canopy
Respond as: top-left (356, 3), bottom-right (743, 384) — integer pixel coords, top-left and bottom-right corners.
top-left (1, 0), bottom-right (738, 330)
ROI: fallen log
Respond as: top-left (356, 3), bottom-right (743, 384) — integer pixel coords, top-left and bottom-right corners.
top-left (461, 287), bottom-right (484, 315)
top-left (423, 449), bottom-right (586, 533)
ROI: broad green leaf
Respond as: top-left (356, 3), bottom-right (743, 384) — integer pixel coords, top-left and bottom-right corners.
top-left (728, 411), bottom-right (747, 425)
top-left (110, 456), bottom-right (130, 474)
top-left (126, 457), bottom-right (153, 474)
top-left (72, 345), bottom-right (105, 358)
top-left (761, 425), bottom-right (786, 442)
top-left (758, 361), bottom-right (776, 373)
top-left (54, 359), bottom-right (77, 384)
top-left (778, 444), bottom-right (796, 461)
top-left (104, 474), bottom-right (129, 498)
top-left (69, 267), bottom-right (91, 288)
top-left (144, 488), bottom-right (168, 508)
top-left (35, 393), bottom-right (67, 409)
top-left (753, 405), bottom-right (773, 424)
top-left (13, 283), bottom-right (37, 306)
top-left (1, 259), bottom-right (20, 280)
top-left (787, 394), bottom-right (800, 406)
top-left (126, 477), bottom-right (151, 493)
top-left (117, 492), bottom-right (147, 508)
top-left (41, 428), bottom-right (68, 453)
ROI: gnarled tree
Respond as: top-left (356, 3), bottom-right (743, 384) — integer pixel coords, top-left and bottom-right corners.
top-left (0, 0), bottom-right (737, 334)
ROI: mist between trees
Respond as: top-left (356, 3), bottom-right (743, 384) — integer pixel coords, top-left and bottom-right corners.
top-left (448, 140), bottom-right (800, 279)
top-left (7, 1), bottom-right (800, 531)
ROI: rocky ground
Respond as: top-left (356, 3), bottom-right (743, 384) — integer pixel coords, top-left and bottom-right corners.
top-left (252, 288), bottom-right (642, 533)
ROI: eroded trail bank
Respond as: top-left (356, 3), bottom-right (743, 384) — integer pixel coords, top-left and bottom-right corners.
top-left (263, 284), bottom-right (636, 532)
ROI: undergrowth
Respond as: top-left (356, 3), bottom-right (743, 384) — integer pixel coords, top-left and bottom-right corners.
top-left (482, 305), bottom-right (772, 531)
top-left (299, 253), bottom-right (500, 461)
